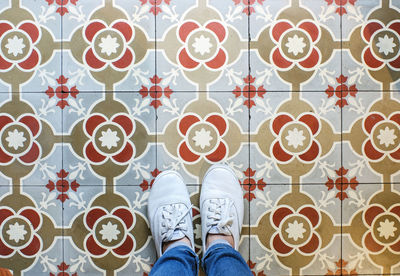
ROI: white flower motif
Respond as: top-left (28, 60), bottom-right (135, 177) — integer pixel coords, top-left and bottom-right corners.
top-left (377, 218), bottom-right (397, 240)
top-left (5, 129), bottom-right (27, 150)
top-left (99, 34), bottom-right (120, 56)
top-left (99, 221), bottom-right (120, 242)
top-left (376, 34), bottom-right (396, 56)
top-left (5, 35), bottom-right (25, 57)
top-left (192, 128), bottom-right (213, 149)
top-left (285, 128), bottom-right (305, 149)
top-left (285, 220), bottom-right (306, 241)
top-left (377, 126), bottom-right (397, 148)
top-left (192, 34), bottom-right (212, 56)
top-left (285, 34), bottom-right (306, 56)
top-left (98, 128), bottom-right (120, 149)
top-left (6, 222), bottom-right (27, 243)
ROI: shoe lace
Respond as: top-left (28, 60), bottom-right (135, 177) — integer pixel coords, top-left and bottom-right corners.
top-left (160, 203), bottom-right (193, 242)
top-left (206, 198), bottom-right (234, 235)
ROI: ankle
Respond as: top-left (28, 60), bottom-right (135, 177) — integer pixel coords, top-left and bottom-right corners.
top-left (206, 234), bottom-right (234, 250)
top-left (162, 236), bottom-right (191, 253)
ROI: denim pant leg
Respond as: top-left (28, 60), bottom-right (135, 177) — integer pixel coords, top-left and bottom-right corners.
top-left (150, 245), bottom-right (199, 276)
top-left (201, 243), bottom-right (253, 276)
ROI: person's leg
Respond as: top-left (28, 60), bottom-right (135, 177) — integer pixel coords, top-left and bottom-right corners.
top-left (148, 171), bottom-right (198, 276)
top-left (150, 245), bottom-right (199, 276)
top-left (201, 243), bottom-right (252, 275)
top-left (200, 164), bottom-right (252, 275)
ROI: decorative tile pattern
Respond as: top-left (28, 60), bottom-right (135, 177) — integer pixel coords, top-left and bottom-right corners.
top-left (0, 0), bottom-right (400, 275)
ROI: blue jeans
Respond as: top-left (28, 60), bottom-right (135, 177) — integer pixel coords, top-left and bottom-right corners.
top-left (149, 243), bottom-right (253, 276)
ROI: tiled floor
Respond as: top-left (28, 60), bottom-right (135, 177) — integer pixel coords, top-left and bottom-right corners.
top-left (0, 0), bottom-right (400, 275)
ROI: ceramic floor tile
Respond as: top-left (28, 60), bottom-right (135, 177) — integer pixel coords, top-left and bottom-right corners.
top-left (0, 184), bottom-right (63, 275)
top-left (342, 0), bottom-right (400, 92)
top-left (250, 91), bottom-right (341, 185)
top-left (62, 92), bottom-right (156, 186)
top-left (156, 91), bottom-right (249, 184)
top-left (249, 0), bottom-right (341, 92)
top-left (156, 0), bottom-right (249, 92)
top-left (342, 182), bottom-right (400, 275)
top-left (61, 0), bottom-right (155, 92)
top-left (0, 1), bottom-right (61, 93)
top-left (62, 185), bottom-right (154, 275)
top-left (0, 92), bottom-right (62, 186)
top-left (248, 183), bottom-right (341, 275)
top-left (343, 91), bottom-right (400, 184)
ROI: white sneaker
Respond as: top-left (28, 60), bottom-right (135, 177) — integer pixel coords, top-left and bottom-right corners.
top-left (147, 170), bottom-right (194, 258)
top-left (200, 164), bottom-right (244, 252)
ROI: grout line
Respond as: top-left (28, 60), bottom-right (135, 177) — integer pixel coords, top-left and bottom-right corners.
top-left (154, 1), bottom-right (158, 177)
top-left (247, 0), bottom-right (252, 263)
top-left (60, 0), bottom-right (65, 267)
top-left (3, 90), bottom-right (397, 94)
top-left (2, 182), bottom-right (399, 187)
top-left (340, 2), bottom-right (344, 270)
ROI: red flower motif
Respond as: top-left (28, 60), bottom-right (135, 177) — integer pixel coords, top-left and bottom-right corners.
top-left (0, 207), bottom-right (42, 257)
top-left (361, 20), bottom-right (400, 71)
top-left (83, 19), bottom-right (135, 71)
top-left (325, 0), bottom-right (357, 16)
top-left (362, 112), bottom-right (400, 161)
top-left (232, 0), bottom-right (266, 15)
top-left (0, 269), bottom-right (11, 276)
top-left (233, 75), bottom-right (267, 108)
top-left (271, 112), bottom-right (321, 164)
top-left (46, 169), bottom-right (80, 203)
top-left (45, 0), bottom-right (79, 16)
top-left (271, 205), bottom-right (321, 255)
top-left (0, 114), bottom-right (41, 165)
top-left (139, 75), bottom-right (173, 109)
top-left (271, 20), bottom-right (321, 71)
top-left (247, 260), bottom-right (267, 276)
top-left (45, 75), bottom-right (79, 109)
top-left (241, 168), bottom-right (266, 201)
top-left (362, 204), bottom-right (400, 254)
top-left (84, 207), bottom-right (135, 257)
top-left (177, 20), bottom-right (228, 70)
top-left (0, 21), bottom-right (41, 72)
top-left (177, 113), bottom-right (228, 163)
top-left (325, 167), bottom-right (358, 200)
top-left (83, 113), bottom-right (135, 165)
top-left (325, 259), bottom-right (358, 276)
top-left (140, 0), bottom-right (171, 15)
top-left (325, 75), bottom-right (358, 108)
top-left (140, 168), bottom-right (161, 191)
top-left (50, 261), bottom-right (78, 276)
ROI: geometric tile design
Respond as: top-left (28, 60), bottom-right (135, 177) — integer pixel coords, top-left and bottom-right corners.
top-left (0, 0), bottom-right (400, 275)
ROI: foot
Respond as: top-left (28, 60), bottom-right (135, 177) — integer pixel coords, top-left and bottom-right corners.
top-left (200, 164), bottom-right (244, 252)
top-left (148, 170), bottom-right (194, 257)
